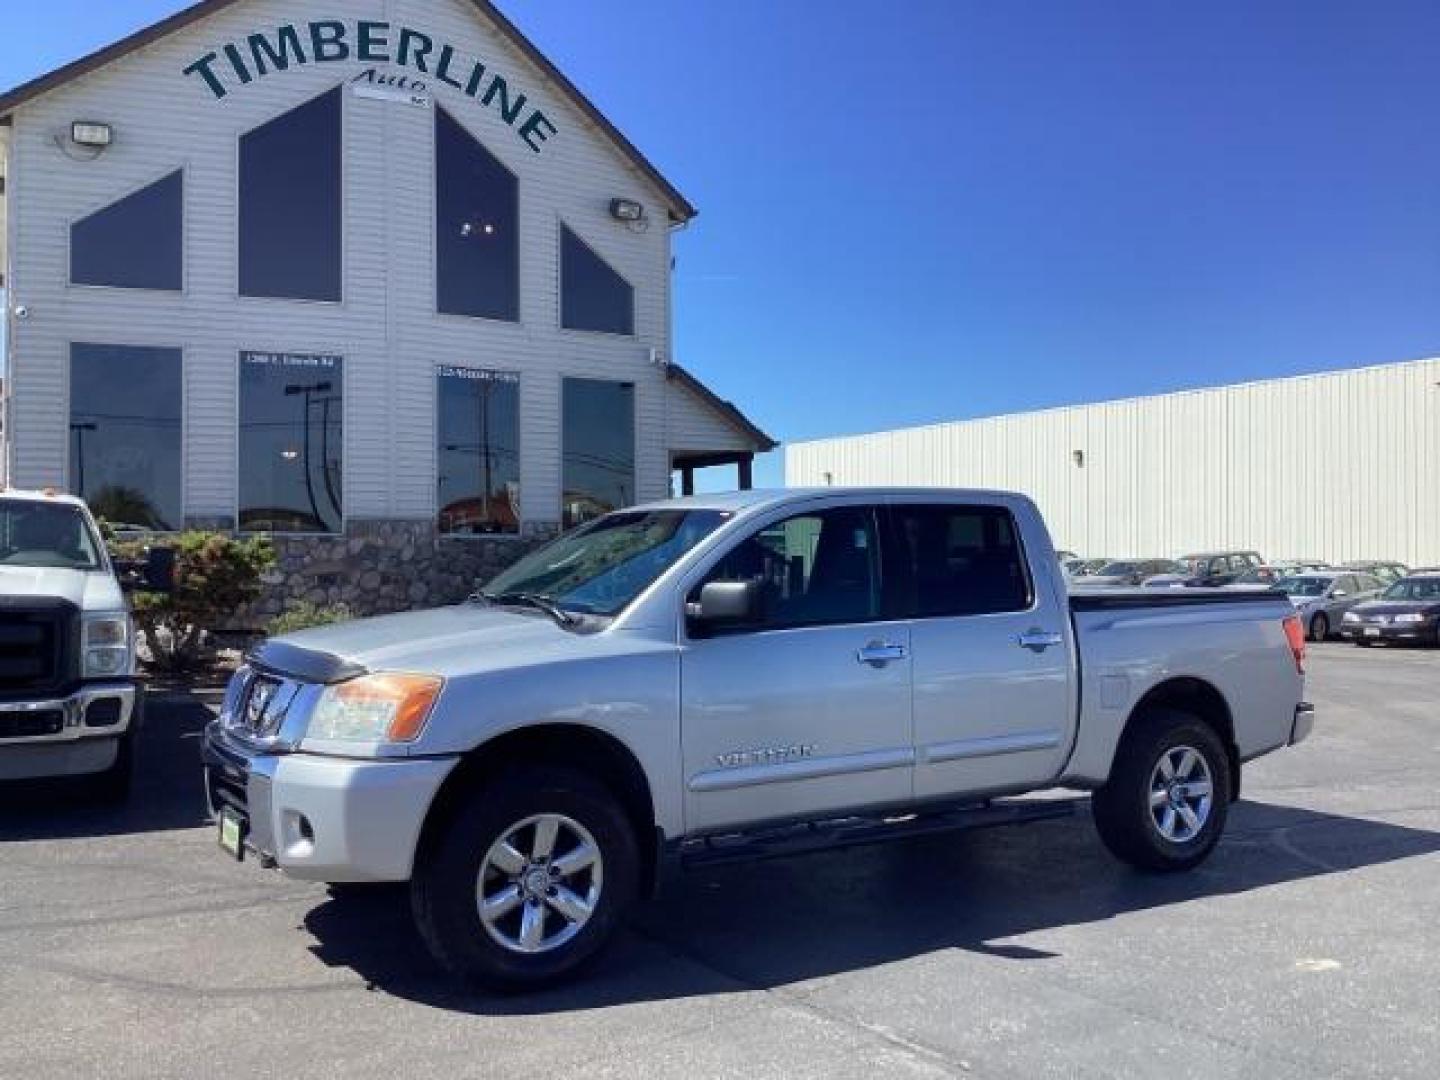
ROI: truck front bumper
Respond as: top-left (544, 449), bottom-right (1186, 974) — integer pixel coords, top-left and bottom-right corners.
top-left (0, 682), bottom-right (140, 781)
top-left (202, 722), bottom-right (457, 883)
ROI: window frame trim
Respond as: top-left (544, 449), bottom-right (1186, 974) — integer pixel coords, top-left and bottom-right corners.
top-left (234, 84), bottom-right (347, 307)
top-left (64, 340), bottom-right (188, 532)
top-left (233, 348), bottom-right (347, 537)
top-left (67, 165), bottom-right (188, 295)
top-left (556, 219), bottom-right (637, 338)
top-left (433, 363), bottom-right (524, 538)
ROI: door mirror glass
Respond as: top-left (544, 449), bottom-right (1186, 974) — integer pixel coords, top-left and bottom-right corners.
top-left (121, 545), bottom-right (176, 593)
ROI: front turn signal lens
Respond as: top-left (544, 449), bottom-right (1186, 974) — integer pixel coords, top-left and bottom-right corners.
top-left (307, 673), bottom-right (443, 743)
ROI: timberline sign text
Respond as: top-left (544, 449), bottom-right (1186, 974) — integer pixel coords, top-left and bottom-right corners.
top-left (183, 21), bottom-right (558, 153)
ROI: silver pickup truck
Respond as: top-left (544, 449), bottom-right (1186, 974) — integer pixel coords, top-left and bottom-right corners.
top-left (203, 489), bottom-right (1313, 989)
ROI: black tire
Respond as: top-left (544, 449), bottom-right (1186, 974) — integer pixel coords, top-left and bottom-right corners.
top-left (84, 731), bottom-right (134, 804)
top-left (1309, 613), bottom-right (1329, 642)
top-left (411, 765), bottom-right (639, 991)
top-left (1092, 708), bottom-right (1233, 872)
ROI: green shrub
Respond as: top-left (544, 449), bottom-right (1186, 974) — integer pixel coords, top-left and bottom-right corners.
top-left (112, 531), bottom-right (276, 673)
top-left (266, 601), bottom-right (354, 637)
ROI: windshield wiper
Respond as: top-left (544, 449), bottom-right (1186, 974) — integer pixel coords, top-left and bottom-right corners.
top-left (476, 591), bottom-right (579, 629)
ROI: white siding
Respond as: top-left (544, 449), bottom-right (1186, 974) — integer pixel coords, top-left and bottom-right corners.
top-left (5, 0), bottom-right (685, 524)
top-left (664, 376), bottom-right (755, 458)
top-left (786, 358), bottom-right (1440, 567)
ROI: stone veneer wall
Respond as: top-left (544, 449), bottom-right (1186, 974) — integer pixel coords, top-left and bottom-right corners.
top-left (188, 517), bottom-right (556, 631)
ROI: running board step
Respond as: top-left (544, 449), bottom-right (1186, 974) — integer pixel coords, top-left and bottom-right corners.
top-left (679, 797), bottom-right (1081, 871)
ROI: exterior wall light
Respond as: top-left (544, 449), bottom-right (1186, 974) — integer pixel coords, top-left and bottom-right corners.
top-left (1072, 450), bottom-right (1086, 468)
top-left (609, 198), bottom-right (645, 223)
top-left (70, 122), bottom-right (115, 149)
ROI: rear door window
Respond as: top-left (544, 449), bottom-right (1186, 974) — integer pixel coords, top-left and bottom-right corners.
top-left (884, 504), bottom-right (1033, 618)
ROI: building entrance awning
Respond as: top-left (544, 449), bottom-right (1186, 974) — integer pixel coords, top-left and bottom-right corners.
top-left (664, 363), bottom-right (777, 493)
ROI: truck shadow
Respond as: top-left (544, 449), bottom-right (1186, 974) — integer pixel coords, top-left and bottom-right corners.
top-left (301, 799), bottom-right (1440, 1013)
top-left (0, 692), bottom-right (215, 840)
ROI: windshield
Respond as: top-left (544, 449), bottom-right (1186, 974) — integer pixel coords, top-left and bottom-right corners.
top-left (482, 509), bottom-right (731, 617)
top-left (1381, 578), bottom-right (1440, 602)
top-left (0, 502), bottom-right (103, 571)
top-left (1096, 562), bottom-right (1136, 576)
top-left (1276, 576), bottom-right (1330, 597)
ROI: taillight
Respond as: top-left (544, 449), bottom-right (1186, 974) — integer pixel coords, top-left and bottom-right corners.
top-left (1282, 615), bottom-right (1306, 674)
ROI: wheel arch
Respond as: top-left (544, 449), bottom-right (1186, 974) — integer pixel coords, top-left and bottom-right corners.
top-left (414, 723), bottom-right (662, 892)
top-left (1126, 677), bottom-right (1241, 800)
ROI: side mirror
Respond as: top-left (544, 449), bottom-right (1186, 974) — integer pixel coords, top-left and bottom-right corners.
top-left (690, 580), bottom-right (758, 627)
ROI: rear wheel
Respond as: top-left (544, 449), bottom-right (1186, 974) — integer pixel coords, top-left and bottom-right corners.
top-left (1092, 708), bottom-right (1232, 872)
top-left (411, 765), bottom-right (638, 990)
top-left (1309, 613), bottom-right (1329, 642)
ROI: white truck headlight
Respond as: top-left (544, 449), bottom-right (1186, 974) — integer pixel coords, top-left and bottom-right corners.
top-left (83, 614), bottom-right (132, 678)
top-left (306, 673), bottom-right (443, 743)
top-left (1393, 614), bottom-right (1426, 625)
top-left (1342, 612), bottom-right (1360, 623)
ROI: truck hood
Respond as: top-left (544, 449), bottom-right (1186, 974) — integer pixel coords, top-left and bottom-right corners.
top-left (273, 604), bottom-right (593, 678)
top-left (0, 565), bottom-right (124, 611)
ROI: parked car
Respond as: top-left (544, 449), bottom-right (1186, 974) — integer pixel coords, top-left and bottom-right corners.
top-left (1339, 561), bottom-right (1409, 586)
top-left (1079, 558), bottom-right (1186, 588)
top-left (1056, 550), bottom-right (1079, 566)
top-left (1227, 562), bottom-right (1330, 591)
top-left (203, 488), bottom-right (1312, 989)
top-left (1274, 571), bottom-right (1384, 641)
top-left (1175, 551), bottom-right (1265, 587)
top-left (1068, 557), bottom-right (1112, 578)
top-left (0, 489), bottom-right (172, 798)
top-left (1340, 571), bottom-right (1440, 646)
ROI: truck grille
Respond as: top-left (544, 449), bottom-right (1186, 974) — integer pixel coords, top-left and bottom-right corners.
top-left (0, 607), bottom-right (72, 694)
top-left (221, 666), bottom-right (301, 743)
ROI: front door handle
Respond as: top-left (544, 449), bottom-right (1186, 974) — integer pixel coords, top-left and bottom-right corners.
top-left (1017, 629), bottom-right (1064, 653)
top-left (857, 641), bottom-right (908, 667)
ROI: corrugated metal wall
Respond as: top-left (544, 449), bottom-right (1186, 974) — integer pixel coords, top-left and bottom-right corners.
top-left (786, 359), bottom-right (1440, 566)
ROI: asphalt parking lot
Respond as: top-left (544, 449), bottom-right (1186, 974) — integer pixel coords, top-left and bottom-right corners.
top-left (1, 643), bottom-right (1436, 1080)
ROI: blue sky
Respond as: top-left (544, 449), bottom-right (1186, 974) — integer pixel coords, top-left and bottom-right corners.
top-left (5, 1), bottom-right (1439, 487)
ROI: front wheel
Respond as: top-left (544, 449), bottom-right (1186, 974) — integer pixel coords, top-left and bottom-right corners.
top-left (1309, 613), bottom-right (1329, 642)
top-left (411, 766), bottom-right (639, 990)
top-left (1092, 709), bottom-right (1233, 872)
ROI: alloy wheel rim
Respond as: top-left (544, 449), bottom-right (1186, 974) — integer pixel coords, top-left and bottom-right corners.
top-left (477, 813), bottom-right (604, 955)
top-left (1147, 745), bottom-right (1214, 843)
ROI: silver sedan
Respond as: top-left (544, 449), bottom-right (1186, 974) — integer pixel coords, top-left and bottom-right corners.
top-left (1276, 572), bottom-right (1384, 641)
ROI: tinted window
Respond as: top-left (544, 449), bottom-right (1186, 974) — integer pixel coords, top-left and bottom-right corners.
top-left (437, 367), bottom-right (519, 535)
top-left (69, 344), bottom-right (182, 530)
top-left (561, 225), bottom-right (634, 335)
top-left (239, 352), bottom-right (343, 533)
top-left (240, 88), bottom-right (341, 300)
top-left (887, 504), bottom-right (1032, 617)
top-left (695, 508), bottom-right (881, 631)
top-left (71, 171), bottom-right (182, 290)
top-left (436, 108), bottom-right (519, 321)
top-left (562, 379), bottom-right (635, 528)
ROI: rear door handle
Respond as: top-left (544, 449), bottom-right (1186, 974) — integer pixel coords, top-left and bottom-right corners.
top-left (857, 642), bottom-right (908, 666)
top-left (1017, 629), bottom-right (1064, 652)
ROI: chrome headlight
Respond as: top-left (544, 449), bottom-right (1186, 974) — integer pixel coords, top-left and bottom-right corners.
top-left (83, 613), bottom-right (133, 678)
top-left (1342, 612), bottom-right (1361, 623)
top-left (1393, 613), bottom-right (1426, 625)
top-left (304, 673), bottom-right (443, 744)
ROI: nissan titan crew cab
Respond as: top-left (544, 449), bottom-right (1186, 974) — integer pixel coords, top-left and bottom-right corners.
top-left (0, 491), bottom-right (168, 798)
top-left (203, 489), bottom-right (1314, 989)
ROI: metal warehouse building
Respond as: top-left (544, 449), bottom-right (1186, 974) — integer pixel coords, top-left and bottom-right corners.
top-left (787, 358), bottom-right (1440, 568)
top-left (0, 0), bottom-right (773, 615)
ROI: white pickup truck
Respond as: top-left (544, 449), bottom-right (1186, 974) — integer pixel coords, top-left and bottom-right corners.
top-left (0, 490), bottom-right (170, 798)
top-left (203, 489), bottom-right (1313, 989)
